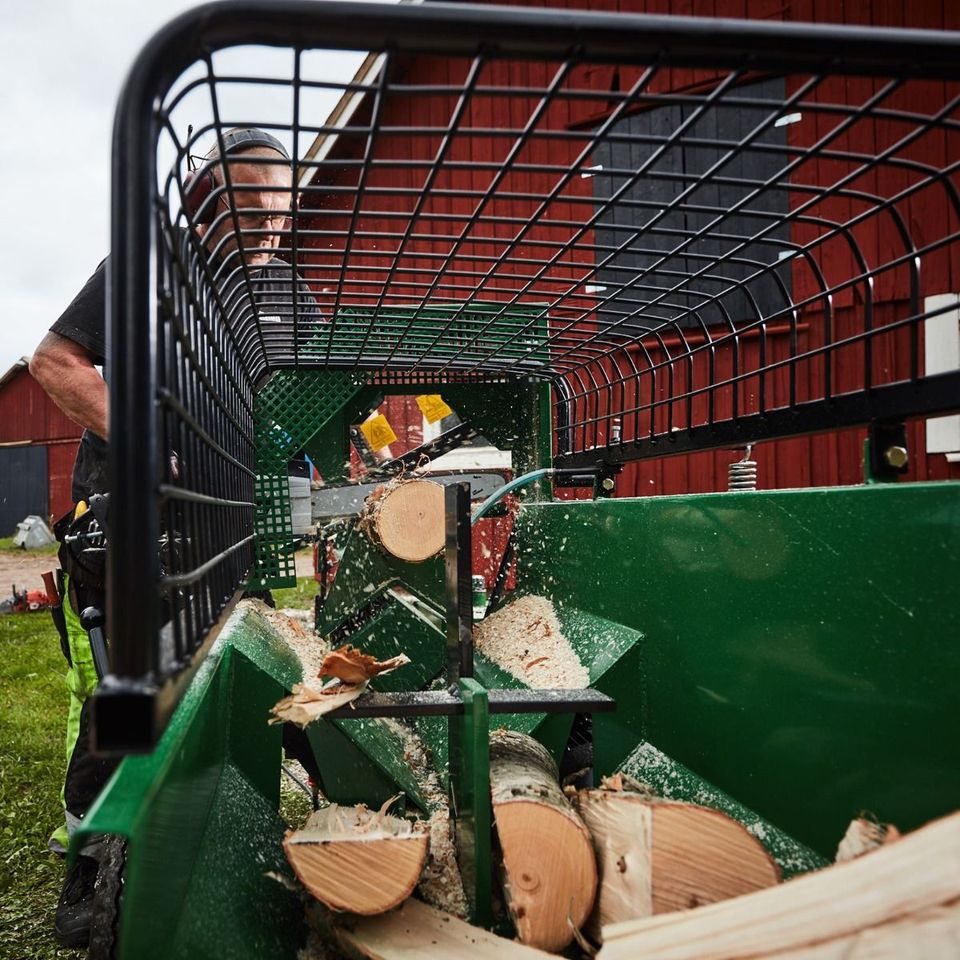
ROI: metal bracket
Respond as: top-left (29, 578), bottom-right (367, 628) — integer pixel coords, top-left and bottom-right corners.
top-left (449, 677), bottom-right (491, 926)
top-left (550, 463), bottom-right (622, 497)
top-left (375, 422), bottom-right (479, 476)
top-left (865, 421), bottom-right (909, 483)
top-left (348, 424), bottom-right (380, 471)
top-left (445, 482), bottom-right (474, 682)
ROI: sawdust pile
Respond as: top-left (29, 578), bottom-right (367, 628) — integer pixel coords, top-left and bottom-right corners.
top-left (382, 718), bottom-right (469, 919)
top-left (474, 594), bottom-right (589, 689)
top-left (252, 601), bottom-right (331, 680)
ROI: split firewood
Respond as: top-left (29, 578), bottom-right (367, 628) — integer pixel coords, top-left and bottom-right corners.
top-left (334, 896), bottom-right (555, 958)
top-left (490, 729), bottom-right (598, 952)
top-left (835, 815), bottom-right (901, 862)
top-left (358, 478), bottom-right (445, 562)
top-left (596, 811), bottom-right (960, 960)
top-left (269, 645), bottom-right (410, 726)
top-left (752, 899), bottom-right (960, 959)
top-left (573, 777), bottom-right (779, 938)
top-left (283, 800), bottom-right (428, 915)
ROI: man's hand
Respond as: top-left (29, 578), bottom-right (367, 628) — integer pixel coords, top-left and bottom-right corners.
top-left (29, 332), bottom-right (108, 440)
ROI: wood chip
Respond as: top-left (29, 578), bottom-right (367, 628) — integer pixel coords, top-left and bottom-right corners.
top-left (319, 644), bottom-right (411, 684)
top-left (269, 681), bottom-right (368, 727)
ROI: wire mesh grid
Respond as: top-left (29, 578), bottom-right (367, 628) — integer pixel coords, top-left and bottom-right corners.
top-left (157, 11), bottom-right (960, 456)
top-left (104, 2), bottom-right (960, 742)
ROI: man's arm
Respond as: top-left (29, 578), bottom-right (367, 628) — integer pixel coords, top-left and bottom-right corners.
top-left (29, 331), bottom-right (108, 441)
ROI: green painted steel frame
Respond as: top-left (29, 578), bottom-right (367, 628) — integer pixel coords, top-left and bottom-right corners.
top-left (451, 677), bottom-right (493, 926)
top-left (74, 604), bottom-right (305, 959)
top-left (516, 481), bottom-right (960, 859)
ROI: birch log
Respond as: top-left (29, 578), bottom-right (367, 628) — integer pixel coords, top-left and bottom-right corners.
top-left (573, 787), bottom-right (779, 937)
top-left (490, 729), bottom-right (598, 952)
top-left (359, 479), bottom-right (445, 562)
top-left (597, 811), bottom-right (960, 960)
top-left (284, 804), bottom-right (428, 915)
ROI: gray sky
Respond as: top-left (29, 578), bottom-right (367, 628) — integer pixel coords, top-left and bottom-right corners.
top-left (0, 0), bottom-right (387, 374)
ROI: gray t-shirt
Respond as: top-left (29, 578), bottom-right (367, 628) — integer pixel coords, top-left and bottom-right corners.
top-left (50, 251), bottom-right (320, 505)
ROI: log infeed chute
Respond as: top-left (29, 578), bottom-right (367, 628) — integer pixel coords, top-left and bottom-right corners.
top-left (102, 0), bottom-right (960, 745)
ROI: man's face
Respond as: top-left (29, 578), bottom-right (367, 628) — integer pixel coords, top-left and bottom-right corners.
top-left (197, 147), bottom-right (293, 269)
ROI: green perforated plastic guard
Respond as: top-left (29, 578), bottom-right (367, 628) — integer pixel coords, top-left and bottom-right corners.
top-left (251, 370), bottom-right (364, 588)
top-left (302, 304), bottom-right (549, 372)
top-left (250, 306), bottom-right (548, 589)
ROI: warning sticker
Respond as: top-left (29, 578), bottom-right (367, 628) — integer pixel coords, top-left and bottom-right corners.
top-left (416, 394), bottom-right (453, 424)
top-left (360, 414), bottom-right (397, 451)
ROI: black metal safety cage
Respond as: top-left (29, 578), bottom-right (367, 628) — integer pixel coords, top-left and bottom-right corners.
top-left (99, 0), bottom-right (960, 749)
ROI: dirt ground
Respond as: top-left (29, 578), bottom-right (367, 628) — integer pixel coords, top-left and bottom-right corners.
top-left (0, 547), bottom-right (314, 597)
top-left (0, 549), bottom-right (58, 594)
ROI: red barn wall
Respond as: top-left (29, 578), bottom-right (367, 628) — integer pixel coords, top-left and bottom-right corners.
top-left (0, 366), bottom-right (82, 519)
top-left (301, 0), bottom-right (960, 495)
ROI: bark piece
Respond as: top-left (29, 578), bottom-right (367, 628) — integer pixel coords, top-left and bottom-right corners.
top-left (269, 680), bottom-right (367, 727)
top-left (490, 729), bottom-right (598, 952)
top-left (359, 478), bottom-right (445, 562)
top-left (284, 803), bottom-right (428, 915)
top-left (334, 897), bottom-right (554, 958)
top-left (598, 812), bottom-right (960, 960)
top-left (573, 786), bottom-right (779, 936)
top-left (319, 644), bottom-right (410, 684)
top-left (270, 646), bottom-right (409, 727)
top-left (835, 815), bottom-right (900, 863)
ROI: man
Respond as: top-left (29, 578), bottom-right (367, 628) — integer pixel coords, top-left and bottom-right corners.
top-left (30, 127), bottom-right (305, 947)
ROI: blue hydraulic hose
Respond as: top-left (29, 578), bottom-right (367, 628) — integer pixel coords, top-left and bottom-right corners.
top-left (470, 468), bottom-right (552, 525)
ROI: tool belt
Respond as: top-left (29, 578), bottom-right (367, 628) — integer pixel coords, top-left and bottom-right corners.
top-left (54, 495), bottom-right (109, 595)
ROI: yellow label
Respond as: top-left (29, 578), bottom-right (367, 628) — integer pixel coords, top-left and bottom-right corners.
top-left (360, 414), bottom-right (397, 451)
top-left (416, 394), bottom-right (453, 424)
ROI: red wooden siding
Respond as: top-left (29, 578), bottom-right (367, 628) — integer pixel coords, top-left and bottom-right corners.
top-left (0, 366), bottom-right (85, 444)
top-left (0, 365), bottom-right (83, 519)
top-left (300, 0), bottom-right (960, 495)
top-left (48, 441), bottom-right (81, 519)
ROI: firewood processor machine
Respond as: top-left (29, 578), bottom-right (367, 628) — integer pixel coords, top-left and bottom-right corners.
top-left (76, 2), bottom-right (960, 956)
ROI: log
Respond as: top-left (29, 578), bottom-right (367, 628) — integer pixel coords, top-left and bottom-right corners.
top-left (283, 803), bottom-right (428, 915)
top-left (359, 478), bottom-right (445, 562)
top-left (490, 729), bottom-right (598, 952)
top-left (573, 784), bottom-right (779, 936)
top-left (756, 899), bottom-right (960, 960)
top-left (334, 897), bottom-right (555, 959)
top-left (597, 811), bottom-right (960, 960)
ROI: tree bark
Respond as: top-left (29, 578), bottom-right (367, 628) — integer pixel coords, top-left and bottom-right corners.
top-left (489, 729), bottom-right (598, 952)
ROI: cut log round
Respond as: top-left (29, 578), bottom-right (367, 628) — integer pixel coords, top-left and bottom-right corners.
top-left (573, 787), bottom-right (780, 938)
top-left (284, 804), bottom-right (428, 915)
top-left (360, 479), bottom-right (445, 562)
top-left (597, 811), bottom-right (960, 960)
top-left (490, 729), bottom-right (598, 952)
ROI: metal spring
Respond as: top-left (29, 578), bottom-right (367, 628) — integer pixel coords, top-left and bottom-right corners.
top-left (728, 446), bottom-right (758, 491)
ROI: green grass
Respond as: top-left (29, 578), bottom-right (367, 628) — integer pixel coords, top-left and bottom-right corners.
top-left (0, 535), bottom-right (59, 556)
top-left (0, 613), bottom-right (83, 960)
top-left (271, 575), bottom-right (319, 611)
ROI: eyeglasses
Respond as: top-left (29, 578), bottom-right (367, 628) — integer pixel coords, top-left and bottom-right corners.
top-left (233, 211), bottom-right (289, 231)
